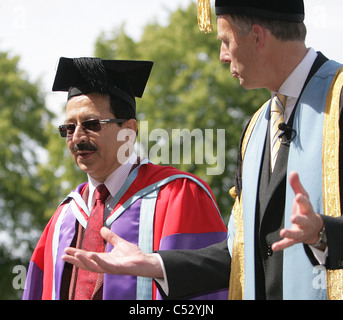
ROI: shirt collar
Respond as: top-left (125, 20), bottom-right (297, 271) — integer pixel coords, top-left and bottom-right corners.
top-left (274, 47), bottom-right (318, 99)
top-left (87, 152), bottom-right (138, 208)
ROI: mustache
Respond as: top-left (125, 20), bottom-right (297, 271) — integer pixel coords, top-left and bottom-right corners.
top-left (73, 142), bottom-right (98, 153)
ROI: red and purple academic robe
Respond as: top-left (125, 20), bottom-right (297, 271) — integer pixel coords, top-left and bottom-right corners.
top-left (23, 159), bottom-right (228, 300)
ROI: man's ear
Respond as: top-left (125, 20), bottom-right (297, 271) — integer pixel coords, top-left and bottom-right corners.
top-left (120, 118), bottom-right (138, 142)
top-left (251, 24), bottom-right (266, 50)
top-left (116, 119), bottom-right (137, 164)
top-left (123, 119), bottom-right (138, 135)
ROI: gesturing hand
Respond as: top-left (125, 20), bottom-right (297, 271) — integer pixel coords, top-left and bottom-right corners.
top-left (62, 227), bottom-right (163, 279)
top-left (272, 171), bottom-right (324, 252)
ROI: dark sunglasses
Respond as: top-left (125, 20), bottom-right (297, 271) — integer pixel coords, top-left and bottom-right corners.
top-left (58, 118), bottom-right (127, 138)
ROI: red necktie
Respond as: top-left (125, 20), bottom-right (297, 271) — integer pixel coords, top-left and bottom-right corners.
top-left (74, 184), bottom-right (110, 300)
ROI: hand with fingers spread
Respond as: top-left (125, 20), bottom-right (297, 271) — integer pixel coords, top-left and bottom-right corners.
top-left (62, 227), bottom-right (164, 279)
top-left (272, 171), bottom-right (325, 252)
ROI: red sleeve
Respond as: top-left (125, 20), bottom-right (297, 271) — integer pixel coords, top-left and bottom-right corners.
top-left (29, 205), bottom-right (65, 299)
top-left (153, 178), bottom-right (227, 250)
top-left (152, 178), bottom-right (227, 300)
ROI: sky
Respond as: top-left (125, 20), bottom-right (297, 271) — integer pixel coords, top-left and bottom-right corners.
top-left (1, 0), bottom-right (343, 115)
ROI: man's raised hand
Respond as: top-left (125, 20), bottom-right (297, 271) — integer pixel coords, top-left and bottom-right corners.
top-left (62, 227), bottom-right (164, 278)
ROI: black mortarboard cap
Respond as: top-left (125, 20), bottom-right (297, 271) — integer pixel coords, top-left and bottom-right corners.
top-left (52, 57), bottom-right (153, 115)
top-left (215, 0), bottom-right (305, 22)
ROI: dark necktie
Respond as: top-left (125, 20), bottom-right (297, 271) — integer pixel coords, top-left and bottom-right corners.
top-left (74, 184), bottom-right (110, 300)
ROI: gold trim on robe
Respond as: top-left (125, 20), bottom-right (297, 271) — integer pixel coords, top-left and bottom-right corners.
top-left (323, 66), bottom-right (343, 300)
top-left (228, 104), bottom-right (266, 300)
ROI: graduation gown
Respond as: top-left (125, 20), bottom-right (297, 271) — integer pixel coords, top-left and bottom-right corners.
top-left (23, 159), bottom-right (228, 300)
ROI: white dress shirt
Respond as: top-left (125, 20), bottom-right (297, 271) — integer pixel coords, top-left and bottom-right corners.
top-left (272, 47), bottom-right (318, 122)
top-left (87, 152), bottom-right (138, 210)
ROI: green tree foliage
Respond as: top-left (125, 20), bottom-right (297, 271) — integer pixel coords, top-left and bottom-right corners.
top-left (94, 3), bottom-right (269, 220)
top-left (0, 52), bottom-right (53, 298)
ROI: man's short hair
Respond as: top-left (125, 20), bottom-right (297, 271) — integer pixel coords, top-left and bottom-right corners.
top-left (229, 14), bottom-right (307, 41)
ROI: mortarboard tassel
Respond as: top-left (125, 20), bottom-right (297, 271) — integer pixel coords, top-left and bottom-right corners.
top-left (197, 0), bottom-right (213, 33)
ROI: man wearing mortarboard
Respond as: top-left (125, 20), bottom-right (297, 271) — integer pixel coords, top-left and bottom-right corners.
top-left (61, 0), bottom-right (343, 300)
top-left (22, 57), bottom-right (228, 300)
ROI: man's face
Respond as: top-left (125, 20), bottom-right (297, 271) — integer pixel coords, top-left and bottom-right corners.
top-left (64, 93), bottom-right (135, 182)
top-left (217, 15), bottom-right (261, 89)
